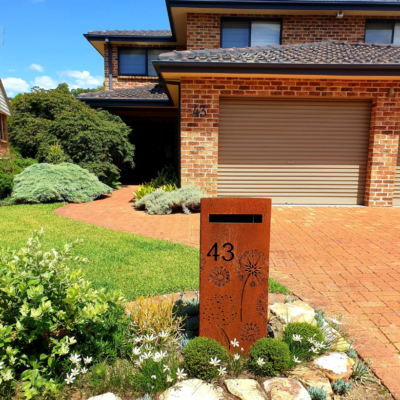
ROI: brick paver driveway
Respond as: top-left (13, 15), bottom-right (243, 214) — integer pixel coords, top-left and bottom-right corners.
top-left (56, 186), bottom-right (400, 398)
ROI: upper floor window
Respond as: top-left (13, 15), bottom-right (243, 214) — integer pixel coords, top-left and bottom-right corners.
top-left (365, 20), bottom-right (400, 44)
top-left (221, 18), bottom-right (281, 48)
top-left (118, 48), bottom-right (173, 77)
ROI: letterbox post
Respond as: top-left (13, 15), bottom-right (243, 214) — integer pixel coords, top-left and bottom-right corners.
top-left (199, 198), bottom-right (272, 353)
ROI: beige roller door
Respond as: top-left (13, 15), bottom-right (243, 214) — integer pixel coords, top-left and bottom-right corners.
top-left (218, 99), bottom-right (371, 205)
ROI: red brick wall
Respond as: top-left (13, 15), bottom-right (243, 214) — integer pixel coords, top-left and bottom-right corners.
top-left (104, 44), bottom-right (185, 90)
top-left (187, 13), bottom-right (398, 50)
top-left (0, 114), bottom-right (9, 157)
top-left (180, 77), bottom-right (400, 206)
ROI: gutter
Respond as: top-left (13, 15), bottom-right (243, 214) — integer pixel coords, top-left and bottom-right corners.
top-left (153, 60), bottom-right (400, 77)
top-left (84, 34), bottom-right (177, 43)
top-left (77, 98), bottom-right (173, 108)
top-left (166, 0), bottom-right (400, 12)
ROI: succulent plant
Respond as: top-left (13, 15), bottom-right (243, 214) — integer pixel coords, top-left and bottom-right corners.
top-left (307, 386), bottom-right (328, 400)
top-left (333, 379), bottom-right (352, 395)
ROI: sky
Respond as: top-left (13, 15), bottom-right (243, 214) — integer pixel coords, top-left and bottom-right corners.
top-left (0, 0), bottom-right (171, 97)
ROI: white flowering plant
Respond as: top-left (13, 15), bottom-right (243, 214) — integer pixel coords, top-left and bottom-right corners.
top-left (0, 229), bottom-right (125, 399)
top-left (227, 339), bottom-right (247, 377)
top-left (131, 334), bottom-right (181, 396)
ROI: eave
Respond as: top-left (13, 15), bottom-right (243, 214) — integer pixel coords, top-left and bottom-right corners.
top-left (78, 97), bottom-right (175, 108)
top-left (153, 60), bottom-right (400, 80)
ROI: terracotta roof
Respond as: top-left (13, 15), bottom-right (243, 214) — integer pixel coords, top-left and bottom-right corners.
top-left (86, 29), bottom-right (172, 37)
top-left (76, 84), bottom-right (168, 101)
top-left (157, 42), bottom-right (400, 65)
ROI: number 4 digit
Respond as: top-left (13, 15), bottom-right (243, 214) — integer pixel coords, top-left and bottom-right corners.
top-left (193, 105), bottom-right (200, 117)
top-left (207, 243), bottom-right (220, 261)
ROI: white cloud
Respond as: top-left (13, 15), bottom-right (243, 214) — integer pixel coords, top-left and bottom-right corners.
top-left (8, 69), bottom-right (16, 72)
top-left (29, 63), bottom-right (44, 72)
top-left (2, 77), bottom-right (30, 96)
top-left (60, 70), bottom-right (103, 88)
top-left (31, 76), bottom-right (58, 90)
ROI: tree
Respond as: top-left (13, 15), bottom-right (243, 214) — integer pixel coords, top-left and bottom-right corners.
top-left (8, 86), bottom-right (134, 181)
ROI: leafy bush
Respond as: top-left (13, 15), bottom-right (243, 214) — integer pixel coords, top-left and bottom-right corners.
top-left (135, 184), bottom-right (207, 215)
top-left (66, 306), bottom-right (133, 364)
top-left (11, 163), bottom-right (112, 204)
top-left (307, 387), bottom-right (327, 400)
top-left (8, 86), bottom-right (134, 180)
top-left (0, 229), bottom-right (125, 399)
top-left (248, 338), bottom-right (290, 377)
top-left (0, 151), bottom-right (37, 199)
top-left (332, 379), bottom-right (352, 395)
top-left (182, 337), bottom-right (229, 380)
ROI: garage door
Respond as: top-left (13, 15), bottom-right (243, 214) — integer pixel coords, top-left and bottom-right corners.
top-left (218, 99), bottom-right (371, 205)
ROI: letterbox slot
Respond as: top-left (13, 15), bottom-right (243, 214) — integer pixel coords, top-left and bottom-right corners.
top-left (209, 214), bottom-right (263, 224)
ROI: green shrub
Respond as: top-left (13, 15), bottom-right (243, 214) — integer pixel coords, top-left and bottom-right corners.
top-left (42, 143), bottom-right (66, 164)
top-left (135, 184), bottom-right (207, 215)
top-left (133, 165), bottom-right (179, 201)
top-left (11, 163), bottom-right (112, 204)
top-left (332, 379), bottom-right (352, 395)
top-left (0, 229), bottom-right (125, 399)
top-left (307, 387), bottom-right (327, 400)
top-left (182, 337), bottom-right (229, 380)
top-left (8, 86), bottom-right (134, 180)
top-left (0, 152), bottom-right (37, 199)
top-left (248, 338), bottom-right (290, 377)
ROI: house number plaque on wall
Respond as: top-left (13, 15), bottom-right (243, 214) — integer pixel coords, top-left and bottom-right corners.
top-left (200, 198), bottom-right (272, 353)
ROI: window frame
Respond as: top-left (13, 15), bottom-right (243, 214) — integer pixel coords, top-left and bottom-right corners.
top-left (220, 17), bottom-right (283, 48)
top-left (364, 19), bottom-right (400, 44)
top-left (117, 47), bottom-right (174, 77)
top-left (0, 115), bottom-right (5, 142)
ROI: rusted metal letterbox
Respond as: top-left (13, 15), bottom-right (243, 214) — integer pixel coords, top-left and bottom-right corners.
top-left (199, 198), bottom-right (272, 353)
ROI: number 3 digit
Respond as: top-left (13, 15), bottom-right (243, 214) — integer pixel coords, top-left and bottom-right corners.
top-left (222, 243), bottom-right (234, 262)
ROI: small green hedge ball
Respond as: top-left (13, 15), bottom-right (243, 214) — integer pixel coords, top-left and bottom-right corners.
top-left (284, 322), bottom-right (325, 351)
top-left (182, 337), bottom-right (229, 380)
top-left (248, 338), bottom-right (290, 376)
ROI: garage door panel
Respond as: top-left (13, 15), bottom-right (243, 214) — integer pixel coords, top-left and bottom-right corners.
top-left (218, 99), bottom-right (371, 205)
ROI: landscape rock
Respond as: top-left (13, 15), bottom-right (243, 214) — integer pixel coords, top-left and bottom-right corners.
top-left (225, 379), bottom-right (267, 400)
top-left (269, 301), bottom-right (317, 325)
top-left (88, 394), bottom-right (121, 400)
top-left (313, 352), bottom-right (354, 382)
top-left (263, 377), bottom-right (311, 400)
top-left (159, 379), bottom-right (224, 400)
top-left (288, 366), bottom-right (333, 397)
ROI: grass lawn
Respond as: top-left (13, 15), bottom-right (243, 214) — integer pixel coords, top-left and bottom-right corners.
top-left (0, 203), bottom-right (290, 300)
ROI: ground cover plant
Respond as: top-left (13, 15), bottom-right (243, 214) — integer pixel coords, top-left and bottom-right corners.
top-left (11, 163), bottom-right (112, 204)
top-left (135, 184), bottom-right (207, 215)
top-left (8, 86), bottom-right (134, 182)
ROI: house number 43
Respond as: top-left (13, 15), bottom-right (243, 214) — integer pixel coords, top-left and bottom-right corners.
top-left (193, 105), bottom-right (207, 118)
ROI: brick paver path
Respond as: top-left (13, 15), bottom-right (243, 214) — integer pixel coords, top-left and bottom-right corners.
top-left (56, 187), bottom-right (400, 399)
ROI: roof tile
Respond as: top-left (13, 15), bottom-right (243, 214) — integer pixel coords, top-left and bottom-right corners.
top-left (158, 42), bottom-right (400, 65)
top-left (76, 84), bottom-right (168, 100)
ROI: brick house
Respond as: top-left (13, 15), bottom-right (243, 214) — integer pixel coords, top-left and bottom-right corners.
top-left (79, 0), bottom-right (400, 207)
top-left (0, 78), bottom-right (12, 157)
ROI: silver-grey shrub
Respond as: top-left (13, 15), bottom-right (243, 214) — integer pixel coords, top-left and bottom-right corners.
top-left (11, 163), bottom-right (112, 204)
top-left (134, 184), bottom-right (208, 215)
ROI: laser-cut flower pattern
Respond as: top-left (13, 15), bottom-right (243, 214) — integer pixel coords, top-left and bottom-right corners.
top-left (255, 289), bottom-right (269, 320)
top-left (236, 250), bottom-right (269, 321)
top-left (202, 294), bottom-right (237, 348)
top-left (208, 266), bottom-right (230, 287)
top-left (240, 323), bottom-right (261, 343)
